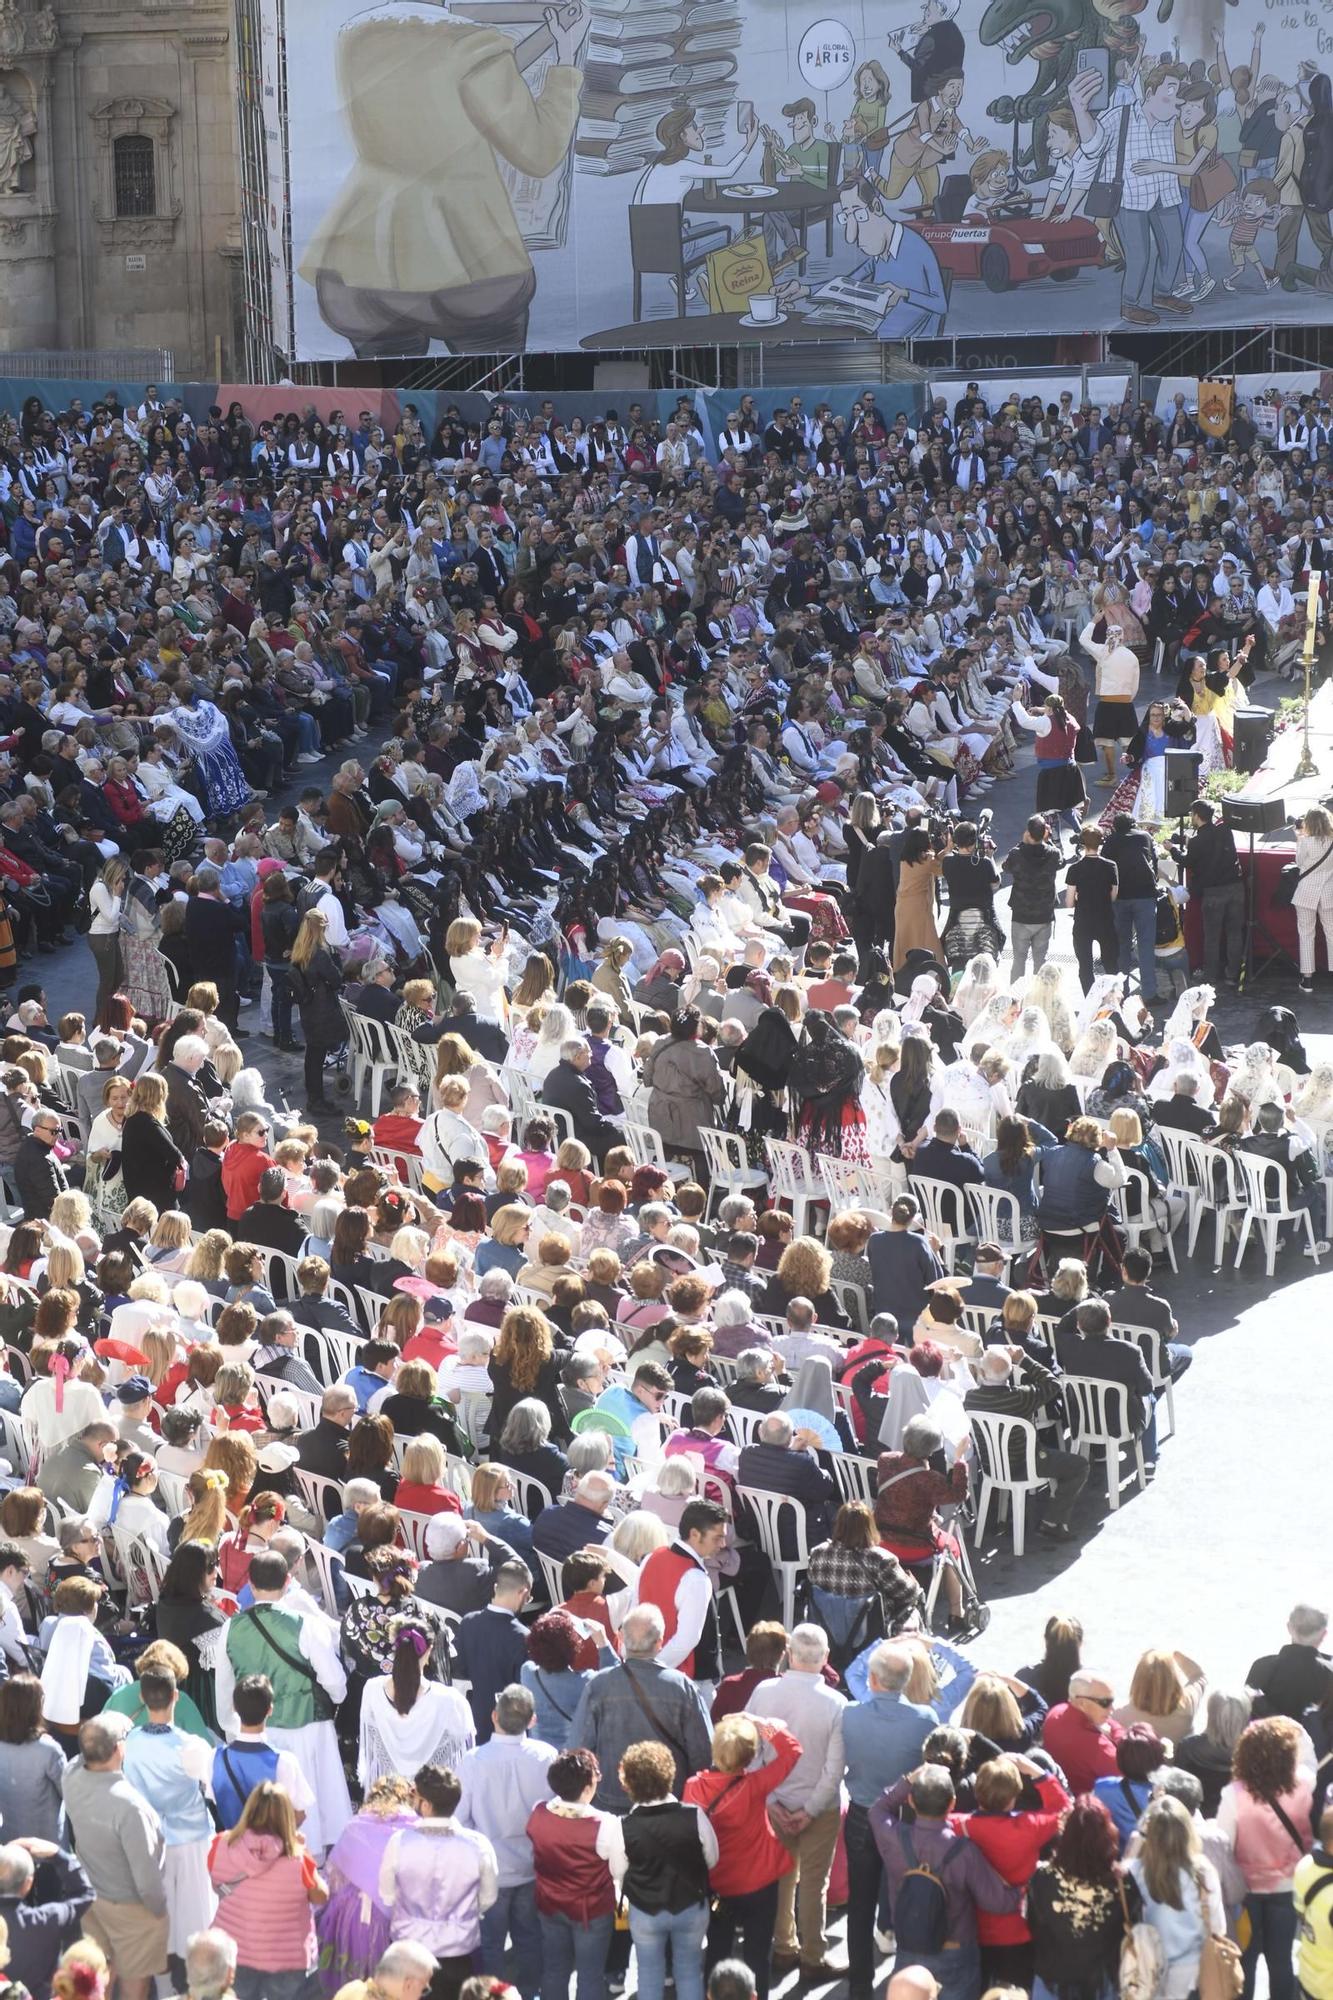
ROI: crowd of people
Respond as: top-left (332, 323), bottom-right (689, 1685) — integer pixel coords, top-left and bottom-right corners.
top-left (0, 375), bottom-right (1322, 2000)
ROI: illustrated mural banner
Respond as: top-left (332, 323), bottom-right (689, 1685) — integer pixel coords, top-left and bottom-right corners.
top-left (277, 0), bottom-right (1333, 358)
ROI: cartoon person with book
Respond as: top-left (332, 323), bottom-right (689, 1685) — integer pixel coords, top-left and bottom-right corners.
top-left (301, 0), bottom-right (590, 357)
top-left (776, 178), bottom-right (948, 335)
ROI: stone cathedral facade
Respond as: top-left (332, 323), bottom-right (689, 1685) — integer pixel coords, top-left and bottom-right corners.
top-left (0, 0), bottom-right (239, 372)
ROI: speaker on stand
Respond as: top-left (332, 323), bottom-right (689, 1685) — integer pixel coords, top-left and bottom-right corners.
top-left (1163, 749), bottom-right (1203, 821)
top-left (1221, 793), bottom-right (1296, 986)
top-left (1233, 707), bottom-right (1275, 777)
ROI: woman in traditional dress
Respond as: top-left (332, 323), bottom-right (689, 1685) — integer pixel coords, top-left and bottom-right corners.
top-left (789, 1008), bottom-right (869, 1166)
top-left (118, 849), bottom-right (174, 1024)
top-left (732, 1002), bottom-right (800, 1167)
top-left (356, 1620), bottom-right (474, 1793)
top-left (317, 1777), bottom-right (419, 1997)
top-left (1176, 638), bottom-right (1253, 770)
top-left (1100, 698), bottom-right (1198, 826)
top-left (164, 693), bottom-right (253, 818)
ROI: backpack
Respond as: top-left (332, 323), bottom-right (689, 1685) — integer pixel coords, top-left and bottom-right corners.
top-left (893, 1826), bottom-right (965, 1955)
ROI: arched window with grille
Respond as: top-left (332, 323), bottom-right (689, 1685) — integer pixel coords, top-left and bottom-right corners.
top-left (113, 133), bottom-right (156, 217)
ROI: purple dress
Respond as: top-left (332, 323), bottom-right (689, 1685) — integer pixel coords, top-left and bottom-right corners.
top-left (317, 1808), bottom-right (417, 1994)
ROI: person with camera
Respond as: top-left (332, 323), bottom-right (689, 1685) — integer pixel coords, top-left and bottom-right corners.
top-left (1184, 798), bottom-right (1244, 988)
top-left (1003, 817), bottom-right (1062, 981)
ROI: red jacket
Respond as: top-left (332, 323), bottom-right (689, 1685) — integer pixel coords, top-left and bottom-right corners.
top-left (684, 1725), bottom-right (801, 1897)
top-left (222, 1142), bottom-right (276, 1221)
top-left (393, 1480), bottom-right (462, 1518)
top-left (959, 1774), bottom-right (1072, 1943)
top-left (1042, 1703), bottom-right (1125, 1795)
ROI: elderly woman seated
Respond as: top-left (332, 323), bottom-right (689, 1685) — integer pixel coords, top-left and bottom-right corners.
top-left (492, 1398), bottom-right (571, 1513)
top-left (727, 1347), bottom-right (790, 1413)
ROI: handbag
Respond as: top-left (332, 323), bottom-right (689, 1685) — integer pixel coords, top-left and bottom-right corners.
top-left (1190, 149), bottom-right (1237, 211)
top-left (1086, 103), bottom-right (1131, 220)
top-left (1274, 839), bottom-right (1333, 907)
top-left (1117, 1878), bottom-right (1165, 2000)
top-left (1194, 1870), bottom-right (1244, 2000)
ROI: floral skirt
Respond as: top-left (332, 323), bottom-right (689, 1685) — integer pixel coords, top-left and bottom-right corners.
top-left (797, 1099), bottom-right (870, 1165)
top-left (783, 890), bottom-right (848, 945)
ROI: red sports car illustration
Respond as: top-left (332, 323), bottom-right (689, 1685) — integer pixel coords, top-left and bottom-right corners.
top-left (903, 174), bottom-right (1105, 291)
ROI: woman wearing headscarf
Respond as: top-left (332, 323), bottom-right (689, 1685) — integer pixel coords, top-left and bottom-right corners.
top-left (732, 1005), bottom-right (801, 1166)
top-left (590, 937), bottom-right (637, 1025)
top-left (635, 948), bottom-right (686, 1017)
top-left (790, 1009), bottom-right (869, 1165)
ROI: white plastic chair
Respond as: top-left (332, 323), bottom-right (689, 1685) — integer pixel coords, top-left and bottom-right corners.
top-left (625, 1120), bottom-right (689, 1186)
top-left (293, 1467), bottom-right (345, 1523)
top-left (1232, 1151), bottom-right (1321, 1277)
top-left (154, 1468), bottom-right (190, 1520)
top-left (306, 1539), bottom-right (347, 1616)
top-left (508, 1470), bottom-right (555, 1521)
top-left (259, 1248), bottom-right (303, 1303)
top-left (502, 1067), bottom-right (539, 1130)
top-left (830, 1453), bottom-right (877, 1507)
top-left (724, 1405), bottom-right (767, 1449)
top-left (965, 1184), bottom-right (1028, 1261)
top-left (737, 1485), bottom-right (810, 1626)
top-left (1111, 1322), bottom-right (1179, 1444)
top-left (699, 1128), bottom-right (768, 1216)
top-left (829, 1278), bottom-right (869, 1334)
top-left (370, 1146), bottom-right (426, 1196)
top-left (970, 1411), bottom-right (1047, 1557)
top-left (1179, 1137), bottom-right (1246, 1271)
top-left (819, 1157), bottom-right (883, 1214)
top-left (1062, 1375), bottom-right (1147, 1511)
top-left (765, 1138), bottom-right (826, 1239)
top-left (1112, 1167), bottom-right (1179, 1272)
top-left (908, 1175), bottom-right (975, 1272)
top-left (535, 1549), bottom-right (567, 1604)
top-left (1156, 1129), bottom-right (1206, 1248)
top-left (398, 1510), bottom-right (435, 1560)
top-left (352, 1012), bottom-right (401, 1119)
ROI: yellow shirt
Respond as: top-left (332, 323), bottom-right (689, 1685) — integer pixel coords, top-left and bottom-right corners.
top-left (1294, 1851), bottom-right (1333, 2000)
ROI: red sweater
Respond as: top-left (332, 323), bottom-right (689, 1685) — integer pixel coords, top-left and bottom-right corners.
top-left (393, 1481), bottom-right (462, 1518)
top-left (222, 1142), bottom-right (275, 1221)
top-left (684, 1726), bottom-right (801, 1896)
top-left (958, 1775), bottom-right (1072, 1943)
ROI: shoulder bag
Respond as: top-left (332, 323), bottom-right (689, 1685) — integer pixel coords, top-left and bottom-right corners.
top-left (1117, 1875), bottom-right (1165, 2000)
top-left (1194, 1867), bottom-right (1244, 2000)
top-left (617, 1662), bottom-right (690, 1768)
top-left (1086, 105), bottom-right (1131, 220)
top-left (1190, 149), bottom-right (1237, 211)
top-left (1275, 840), bottom-right (1333, 908)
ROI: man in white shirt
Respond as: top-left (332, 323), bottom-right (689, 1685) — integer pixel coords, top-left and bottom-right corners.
top-left (750, 1625), bottom-right (848, 1979)
top-left (0, 1545), bottom-right (30, 1669)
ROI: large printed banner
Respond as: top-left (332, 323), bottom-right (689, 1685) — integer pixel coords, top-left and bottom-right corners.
top-left (277, 0), bottom-right (1333, 359)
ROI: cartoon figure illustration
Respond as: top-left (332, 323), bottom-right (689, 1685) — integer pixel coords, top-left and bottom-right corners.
top-left (963, 146), bottom-right (1015, 212)
top-left (301, 0), bottom-right (590, 356)
top-left (1217, 176), bottom-right (1277, 288)
top-left (828, 59), bottom-right (893, 176)
top-left (1070, 53), bottom-right (1190, 323)
top-left (888, 0), bottom-right (967, 103)
top-left (759, 97), bottom-right (832, 183)
top-left (878, 74), bottom-right (983, 207)
top-left (777, 181), bottom-right (948, 335)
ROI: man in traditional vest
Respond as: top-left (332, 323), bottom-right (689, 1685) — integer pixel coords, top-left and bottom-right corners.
top-left (210, 1671), bottom-right (315, 1831)
top-left (215, 1548), bottom-right (351, 1856)
top-left (629, 1498), bottom-right (728, 1688)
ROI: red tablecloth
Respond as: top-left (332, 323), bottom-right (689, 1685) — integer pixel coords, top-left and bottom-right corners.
top-left (1182, 844), bottom-right (1313, 967)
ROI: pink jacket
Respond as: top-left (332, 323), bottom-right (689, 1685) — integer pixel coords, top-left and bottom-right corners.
top-left (209, 1829), bottom-right (320, 1971)
top-left (1217, 1780), bottom-right (1314, 1893)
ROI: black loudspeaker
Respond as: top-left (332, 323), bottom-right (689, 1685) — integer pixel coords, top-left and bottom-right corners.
top-left (1233, 706), bottom-right (1275, 776)
top-left (1222, 794), bottom-right (1288, 836)
top-left (1163, 749), bottom-right (1203, 819)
